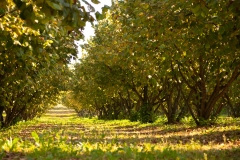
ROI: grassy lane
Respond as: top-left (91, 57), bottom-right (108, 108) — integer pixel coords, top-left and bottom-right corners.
top-left (44, 104), bottom-right (77, 118)
top-left (0, 106), bottom-right (240, 159)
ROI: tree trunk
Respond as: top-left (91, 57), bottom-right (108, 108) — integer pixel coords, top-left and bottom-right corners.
top-left (0, 106), bottom-right (4, 128)
top-left (140, 85), bottom-right (154, 123)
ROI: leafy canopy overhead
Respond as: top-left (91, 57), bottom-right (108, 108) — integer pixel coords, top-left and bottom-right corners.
top-left (0, 0), bottom-right (109, 39)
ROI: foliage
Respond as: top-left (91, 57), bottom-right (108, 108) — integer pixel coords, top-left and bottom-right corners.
top-left (0, 0), bottom-right (110, 127)
top-left (139, 103), bottom-right (155, 123)
top-left (162, 0), bottom-right (240, 126)
top-left (0, 0), bottom-right (109, 34)
top-left (129, 111), bottom-right (139, 122)
top-left (68, 0), bottom-right (240, 126)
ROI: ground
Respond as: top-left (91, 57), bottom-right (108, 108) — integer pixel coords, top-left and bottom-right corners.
top-left (0, 105), bottom-right (240, 160)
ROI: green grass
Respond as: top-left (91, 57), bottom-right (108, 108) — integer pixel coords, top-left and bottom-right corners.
top-left (0, 107), bottom-right (240, 159)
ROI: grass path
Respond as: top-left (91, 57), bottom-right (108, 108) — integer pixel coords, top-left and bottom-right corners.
top-left (44, 104), bottom-right (77, 117)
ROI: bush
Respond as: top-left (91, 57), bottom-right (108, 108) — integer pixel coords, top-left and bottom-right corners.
top-left (139, 104), bottom-right (155, 123)
top-left (129, 111), bottom-right (139, 122)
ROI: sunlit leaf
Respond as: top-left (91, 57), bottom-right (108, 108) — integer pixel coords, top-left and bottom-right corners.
top-left (91, 0), bottom-right (100, 4)
top-left (46, 1), bottom-right (63, 10)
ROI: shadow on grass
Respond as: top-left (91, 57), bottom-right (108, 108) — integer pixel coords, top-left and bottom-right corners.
top-left (1, 121), bottom-right (240, 159)
top-left (109, 129), bottom-right (240, 145)
top-left (1, 117), bottom-right (240, 160)
top-left (1, 119), bottom-right (240, 146)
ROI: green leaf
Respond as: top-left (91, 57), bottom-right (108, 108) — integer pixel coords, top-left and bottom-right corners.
top-left (20, 8), bottom-right (30, 20)
top-left (36, 0), bottom-right (45, 5)
top-left (91, 0), bottom-right (100, 4)
top-left (201, 12), bottom-right (205, 17)
top-left (205, 44), bottom-right (210, 49)
top-left (182, 51), bottom-right (186, 56)
top-left (95, 11), bottom-right (103, 21)
top-left (102, 5), bottom-right (110, 14)
top-left (31, 131), bottom-right (39, 143)
top-left (13, 0), bottom-right (24, 9)
top-left (46, 1), bottom-right (63, 10)
top-left (160, 44), bottom-right (166, 49)
top-left (0, 8), bottom-right (5, 15)
top-left (192, 5), bottom-right (201, 16)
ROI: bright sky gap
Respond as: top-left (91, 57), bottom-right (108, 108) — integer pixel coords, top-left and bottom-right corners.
top-left (74, 0), bottom-right (112, 61)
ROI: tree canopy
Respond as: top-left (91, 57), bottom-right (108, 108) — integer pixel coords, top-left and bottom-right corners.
top-left (0, 0), bottom-right (109, 127)
top-left (66, 0), bottom-right (240, 126)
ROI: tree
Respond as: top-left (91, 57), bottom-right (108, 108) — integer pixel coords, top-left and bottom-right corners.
top-left (0, 0), bottom-right (107, 127)
top-left (168, 0), bottom-right (240, 126)
top-left (69, 0), bottom-right (240, 126)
